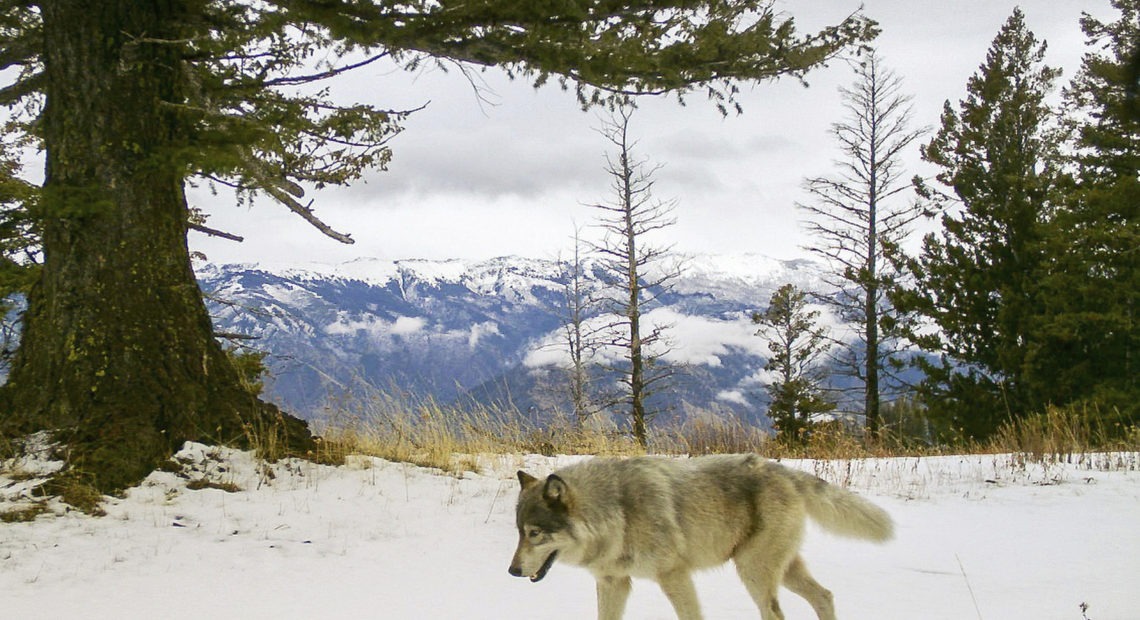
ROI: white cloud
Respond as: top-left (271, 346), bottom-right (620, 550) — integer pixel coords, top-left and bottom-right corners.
top-left (324, 313), bottom-right (427, 342)
top-left (524, 308), bottom-right (771, 370)
top-left (716, 390), bottom-right (751, 406)
top-left (323, 313), bottom-right (383, 337)
top-left (468, 321), bottom-right (502, 349)
top-left (523, 342), bottom-right (566, 369)
top-left (392, 316), bottom-right (427, 336)
top-left (644, 308), bottom-right (767, 367)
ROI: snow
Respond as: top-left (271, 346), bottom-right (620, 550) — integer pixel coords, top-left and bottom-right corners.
top-left (199, 251), bottom-right (817, 306)
top-left (673, 253), bottom-right (823, 302)
top-left (2, 445), bottom-right (1138, 619)
top-left (398, 258), bottom-right (471, 286)
top-left (681, 253), bottom-right (800, 285)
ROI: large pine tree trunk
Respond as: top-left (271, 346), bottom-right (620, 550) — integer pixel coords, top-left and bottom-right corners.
top-left (1, 1), bottom-right (310, 492)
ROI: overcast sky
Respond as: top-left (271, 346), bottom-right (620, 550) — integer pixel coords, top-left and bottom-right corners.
top-left (189, 0), bottom-right (1115, 267)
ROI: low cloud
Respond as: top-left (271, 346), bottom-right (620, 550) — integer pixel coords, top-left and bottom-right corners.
top-left (468, 321), bottom-right (502, 349)
top-left (647, 308), bottom-right (767, 367)
top-left (524, 308), bottom-right (768, 370)
top-left (392, 316), bottom-right (427, 335)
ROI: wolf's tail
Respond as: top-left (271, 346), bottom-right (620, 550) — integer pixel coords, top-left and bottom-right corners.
top-left (788, 468), bottom-right (894, 543)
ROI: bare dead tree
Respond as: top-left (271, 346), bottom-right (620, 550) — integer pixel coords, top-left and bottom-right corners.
top-left (798, 50), bottom-right (925, 436)
top-left (550, 226), bottom-right (608, 427)
top-left (588, 107), bottom-right (681, 447)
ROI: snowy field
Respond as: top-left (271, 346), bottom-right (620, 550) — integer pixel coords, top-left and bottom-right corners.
top-left (2, 442), bottom-right (1138, 619)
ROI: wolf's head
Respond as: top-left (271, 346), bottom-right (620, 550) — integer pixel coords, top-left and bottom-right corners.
top-left (508, 470), bottom-right (573, 582)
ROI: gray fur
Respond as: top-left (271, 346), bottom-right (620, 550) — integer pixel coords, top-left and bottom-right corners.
top-left (509, 454), bottom-right (893, 620)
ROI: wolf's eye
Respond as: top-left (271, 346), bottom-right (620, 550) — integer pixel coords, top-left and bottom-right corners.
top-left (527, 528), bottom-right (542, 540)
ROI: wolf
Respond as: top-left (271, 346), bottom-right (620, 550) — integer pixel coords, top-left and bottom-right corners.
top-left (508, 454), bottom-right (893, 620)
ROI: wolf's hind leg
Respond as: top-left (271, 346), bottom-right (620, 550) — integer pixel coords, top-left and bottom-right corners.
top-left (657, 569), bottom-right (703, 620)
top-left (596, 575), bottom-right (632, 620)
top-left (733, 540), bottom-right (796, 620)
top-left (734, 559), bottom-right (786, 620)
top-left (783, 555), bottom-right (836, 620)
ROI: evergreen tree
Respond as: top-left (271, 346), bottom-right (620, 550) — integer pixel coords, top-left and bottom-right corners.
top-left (0, 1), bottom-right (875, 491)
top-left (798, 50), bottom-right (924, 436)
top-left (1036, 1), bottom-right (1140, 422)
top-left (901, 9), bottom-right (1061, 438)
top-left (0, 133), bottom-right (37, 300)
top-left (753, 284), bottom-right (834, 444)
top-left (0, 134), bottom-right (37, 373)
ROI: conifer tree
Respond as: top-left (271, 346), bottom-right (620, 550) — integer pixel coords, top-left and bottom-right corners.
top-left (0, 135), bottom-right (37, 373)
top-left (901, 9), bottom-right (1061, 437)
top-left (753, 283), bottom-right (834, 444)
top-left (1036, 1), bottom-right (1140, 422)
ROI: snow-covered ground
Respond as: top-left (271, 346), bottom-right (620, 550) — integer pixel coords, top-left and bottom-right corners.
top-left (2, 443), bottom-right (1138, 619)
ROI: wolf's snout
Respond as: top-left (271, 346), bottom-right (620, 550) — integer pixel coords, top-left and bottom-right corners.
top-left (508, 565), bottom-right (523, 577)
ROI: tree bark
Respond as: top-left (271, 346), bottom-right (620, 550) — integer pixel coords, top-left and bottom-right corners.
top-left (865, 77), bottom-right (881, 438)
top-left (620, 145), bottom-right (648, 448)
top-left (1, 1), bottom-right (311, 492)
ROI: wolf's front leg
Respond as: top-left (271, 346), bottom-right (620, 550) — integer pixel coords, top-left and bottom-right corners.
top-left (596, 575), bottom-right (632, 620)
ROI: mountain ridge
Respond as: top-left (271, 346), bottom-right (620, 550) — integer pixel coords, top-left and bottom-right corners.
top-left (197, 253), bottom-right (834, 426)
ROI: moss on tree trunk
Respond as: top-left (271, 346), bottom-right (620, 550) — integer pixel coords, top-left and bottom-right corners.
top-left (0, 1), bottom-right (311, 493)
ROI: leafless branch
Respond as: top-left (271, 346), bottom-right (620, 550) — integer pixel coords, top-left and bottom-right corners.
top-left (188, 221), bottom-right (244, 242)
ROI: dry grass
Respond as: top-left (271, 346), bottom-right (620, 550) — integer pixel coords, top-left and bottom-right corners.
top-left (654, 416), bottom-right (770, 455)
top-left (185, 478), bottom-right (242, 493)
top-left (988, 405), bottom-right (1137, 455)
top-left (312, 394), bottom-right (1140, 476)
top-left (312, 400), bottom-right (815, 468)
top-left (663, 404), bottom-right (1140, 463)
top-left (981, 405), bottom-right (1140, 472)
top-left (44, 473), bottom-right (106, 517)
top-left (313, 396), bottom-right (655, 474)
top-left (0, 501), bottom-right (48, 523)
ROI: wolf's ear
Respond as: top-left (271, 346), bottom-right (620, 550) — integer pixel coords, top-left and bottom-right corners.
top-left (517, 471), bottom-right (540, 489)
top-left (543, 474), bottom-right (571, 508)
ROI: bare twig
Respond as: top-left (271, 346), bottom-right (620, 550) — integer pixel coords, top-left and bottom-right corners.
top-left (956, 554), bottom-right (984, 620)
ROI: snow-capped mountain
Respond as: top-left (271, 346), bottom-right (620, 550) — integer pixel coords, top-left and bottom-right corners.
top-left (197, 254), bottom-right (832, 425)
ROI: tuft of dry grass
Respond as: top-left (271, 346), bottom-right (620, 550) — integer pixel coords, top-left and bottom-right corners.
top-left (45, 473), bottom-right (106, 517)
top-left (312, 397), bottom-right (920, 472)
top-left (185, 478), bottom-right (242, 493)
top-left (0, 501), bottom-right (49, 523)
